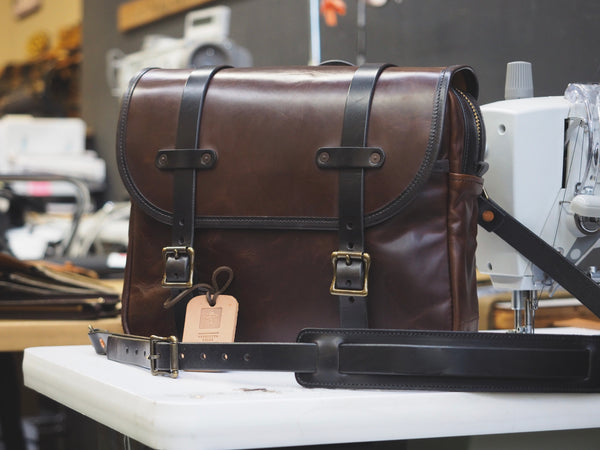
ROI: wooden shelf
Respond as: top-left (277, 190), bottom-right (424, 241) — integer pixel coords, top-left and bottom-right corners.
top-left (0, 316), bottom-right (122, 352)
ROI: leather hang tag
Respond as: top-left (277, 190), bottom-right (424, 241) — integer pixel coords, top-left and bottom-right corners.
top-left (182, 295), bottom-right (238, 343)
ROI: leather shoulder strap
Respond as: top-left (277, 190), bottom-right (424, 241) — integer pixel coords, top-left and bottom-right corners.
top-left (478, 193), bottom-right (600, 317)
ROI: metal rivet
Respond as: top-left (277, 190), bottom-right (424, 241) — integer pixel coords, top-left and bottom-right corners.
top-left (319, 152), bottom-right (330, 163)
top-left (482, 210), bottom-right (495, 222)
top-left (158, 154), bottom-right (168, 167)
top-left (369, 152), bottom-right (381, 165)
top-left (201, 153), bottom-right (213, 165)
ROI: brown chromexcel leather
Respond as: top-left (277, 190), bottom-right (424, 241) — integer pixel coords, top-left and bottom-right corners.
top-left (117, 64), bottom-right (485, 342)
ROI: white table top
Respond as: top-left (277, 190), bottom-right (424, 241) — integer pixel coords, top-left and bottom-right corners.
top-left (23, 336), bottom-right (600, 450)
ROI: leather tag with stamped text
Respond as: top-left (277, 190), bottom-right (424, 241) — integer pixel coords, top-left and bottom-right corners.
top-left (182, 295), bottom-right (238, 343)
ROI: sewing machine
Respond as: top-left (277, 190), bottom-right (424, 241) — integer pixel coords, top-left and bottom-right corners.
top-left (476, 62), bottom-right (600, 332)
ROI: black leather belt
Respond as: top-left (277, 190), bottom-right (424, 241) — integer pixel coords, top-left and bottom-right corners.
top-left (89, 326), bottom-right (600, 392)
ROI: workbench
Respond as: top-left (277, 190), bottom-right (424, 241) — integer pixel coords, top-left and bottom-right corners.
top-left (22, 328), bottom-right (600, 450)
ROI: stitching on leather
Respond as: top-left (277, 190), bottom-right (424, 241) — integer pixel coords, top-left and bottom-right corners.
top-left (296, 328), bottom-right (596, 391)
top-left (364, 68), bottom-right (449, 228)
top-left (117, 68), bottom-right (174, 225)
top-left (299, 328), bottom-right (596, 344)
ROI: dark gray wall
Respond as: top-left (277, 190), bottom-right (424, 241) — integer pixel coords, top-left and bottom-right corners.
top-left (82, 0), bottom-right (600, 201)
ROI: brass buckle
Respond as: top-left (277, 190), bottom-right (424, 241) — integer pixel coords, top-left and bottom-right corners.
top-left (161, 246), bottom-right (194, 288)
top-left (148, 335), bottom-right (179, 378)
top-left (329, 251), bottom-right (371, 297)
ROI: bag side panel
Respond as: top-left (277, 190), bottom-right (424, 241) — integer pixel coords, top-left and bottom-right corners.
top-left (443, 87), bottom-right (483, 330)
top-left (447, 172), bottom-right (482, 330)
top-left (366, 171), bottom-right (454, 331)
top-left (122, 204), bottom-right (176, 337)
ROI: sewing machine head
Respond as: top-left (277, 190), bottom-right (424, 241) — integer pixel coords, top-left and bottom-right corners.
top-left (476, 62), bottom-right (600, 330)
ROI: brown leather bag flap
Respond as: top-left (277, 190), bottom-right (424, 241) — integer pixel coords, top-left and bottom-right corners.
top-left (117, 65), bottom-right (477, 230)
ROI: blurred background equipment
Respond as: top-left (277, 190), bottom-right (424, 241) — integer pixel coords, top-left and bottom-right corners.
top-left (106, 5), bottom-right (252, 96)
top-left (0, 24), bottom-right (81, 118)
top-left (0, 114), bottom-right (129, 272)
top-left (477, 61), bottom-right (600, 332)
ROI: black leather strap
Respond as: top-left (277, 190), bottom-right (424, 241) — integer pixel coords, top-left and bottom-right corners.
top-left (89, 327), bottom-right (600, 392)
top-left (331, 63), bottom-right (393, 328)
top-left (162, 67), bottom-right (227, 291)
top-left (478, 194), bottom-right (600, 317)
top-left (295, 328), bottom-right (600, 392)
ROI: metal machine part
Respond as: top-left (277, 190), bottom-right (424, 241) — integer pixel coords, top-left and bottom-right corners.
top-left (477, 62), bottom-right (600, 333)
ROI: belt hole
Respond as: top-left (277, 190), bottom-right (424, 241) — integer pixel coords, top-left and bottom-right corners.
top-left (221, 353), bottom-right (229, 361)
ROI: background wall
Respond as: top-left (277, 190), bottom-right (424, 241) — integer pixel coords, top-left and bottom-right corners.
top-left (80, 0), bottom-right (600, 201)
top-left (0, 0), bottom-right (81, 66)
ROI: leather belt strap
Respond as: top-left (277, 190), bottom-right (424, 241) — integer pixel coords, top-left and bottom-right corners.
top-left (333, 63), bottom-right (393, 328)
top-left (89, 327), bottom-right (600, 392)
top-left (160, 66), bottom-right (228, 334)
top-left (163, 66), bottom-right (227, 289)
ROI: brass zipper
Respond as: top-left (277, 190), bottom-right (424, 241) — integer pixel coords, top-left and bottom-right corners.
top-left (454, 88), bottom-right (485, 175)
top-left (456, 88), bottom-right (482, 147)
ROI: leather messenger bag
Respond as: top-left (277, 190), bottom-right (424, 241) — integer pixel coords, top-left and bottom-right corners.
top-left (94, 64), bottom-right (600, 392)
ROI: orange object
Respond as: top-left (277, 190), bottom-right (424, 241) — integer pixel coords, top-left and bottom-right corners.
top-left (320, 0), bottom-right (347, 27)
top-left (481, 210), bottom-right (495, 223)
